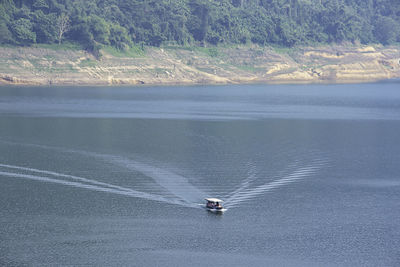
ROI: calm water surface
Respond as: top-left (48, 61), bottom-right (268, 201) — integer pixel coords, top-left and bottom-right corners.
top-left (1, 83), bottom-right (400, 266)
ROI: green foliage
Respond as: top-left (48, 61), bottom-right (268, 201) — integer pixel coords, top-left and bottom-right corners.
top-left (102, 45), bottom-right (144, 58)
top-left (1, 0), bottom-right (400, 51)
top-left (69, 22), bottom-right (94, 50)
top-left (108, 23), bottom-right (132, 50)
top-left (194, 46), bottom-right (221, 57)
top-left (33, 42), bottom-right (81, 50)
top-left (78, 58), bottom-right (97, 67)
top-left (374, 16), bottom-right (400, 44)
top-left (0, 21), bottom-right (12, 43)
top-left (32, 10), bottom-right (57, 43)
top-left (0, 2), bottom-right (12, 22)
top-left (88, 15), bottom-right (110, 45)
top-left (33, 0), bottom-right (49, 11)
top-left (11, 18), bottom-right (36, 44)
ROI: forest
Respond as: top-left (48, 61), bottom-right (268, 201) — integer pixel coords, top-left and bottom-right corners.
top-left (1, 0), bottom-right (400, 54)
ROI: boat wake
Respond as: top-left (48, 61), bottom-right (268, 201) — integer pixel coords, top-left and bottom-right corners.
top-left (224, 162), bottom-right (325, 208)
top-left (78, 153), bottom-right (207, 204)
top-left (0, 140), bottom-right (328, 211)
top-left (0, 163), bottom-right (194, 207)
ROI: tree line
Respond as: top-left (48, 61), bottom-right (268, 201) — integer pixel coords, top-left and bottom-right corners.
top-left (1, 0), bottom-right (399, 53)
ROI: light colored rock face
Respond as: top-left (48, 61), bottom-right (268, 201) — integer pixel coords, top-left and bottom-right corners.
top-left (1, 45), bottom-right (400, 86)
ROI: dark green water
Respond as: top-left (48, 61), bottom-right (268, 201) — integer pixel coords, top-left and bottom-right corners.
top-left (1, 83), bottom-right (400, 266)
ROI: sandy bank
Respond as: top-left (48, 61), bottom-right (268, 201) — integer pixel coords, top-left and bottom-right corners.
top-left (1, 45), bottom-right (399, 86)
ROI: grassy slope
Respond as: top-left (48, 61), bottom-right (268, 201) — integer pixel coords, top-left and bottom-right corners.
top-left (1, 44), bottom-right (400, 85)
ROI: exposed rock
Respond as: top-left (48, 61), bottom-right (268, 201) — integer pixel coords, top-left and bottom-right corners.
top-left (0, 45), bottom-right (400, 86)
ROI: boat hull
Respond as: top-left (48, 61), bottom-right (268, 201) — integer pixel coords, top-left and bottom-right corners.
top-left (205, 207), bottom-right (227, 213)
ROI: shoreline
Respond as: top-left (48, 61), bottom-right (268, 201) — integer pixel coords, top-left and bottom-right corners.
top-left (1, 76), bottom-right (397, 87)
top-left (1, 45), bottom-right (399, 87)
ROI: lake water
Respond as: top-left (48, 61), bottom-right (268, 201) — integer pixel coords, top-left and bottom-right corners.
top-left (0, 83), bottom-right (400, 266)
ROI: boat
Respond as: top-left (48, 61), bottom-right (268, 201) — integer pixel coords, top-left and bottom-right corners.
top-left (205, 198), bottom-right (226, 212)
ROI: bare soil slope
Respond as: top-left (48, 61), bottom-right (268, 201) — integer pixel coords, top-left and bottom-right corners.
top-left (1, 45), bottom-right (399, 86)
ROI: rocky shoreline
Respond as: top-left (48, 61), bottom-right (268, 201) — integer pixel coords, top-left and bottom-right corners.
top-left (1, 45), bottom-right (400, 86)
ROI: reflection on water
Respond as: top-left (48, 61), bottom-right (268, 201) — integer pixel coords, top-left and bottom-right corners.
top-left (1, 83), bottom-right (400, 121)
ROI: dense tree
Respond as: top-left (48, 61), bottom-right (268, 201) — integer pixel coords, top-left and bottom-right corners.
top-left (109, 23), bottom-right (132, 49)
top-left (32, 10), bottom-right (57, 43)
top-left (374, 16), bottom-right (399, 44)
top-left (33, 0), bottom-right (49, 11)
top-left (11, 18), bottom-right (36, 44)
top-left (0, 21), bottom-right (12, 43)
top-left (1, 0), bottom-right (399, 50)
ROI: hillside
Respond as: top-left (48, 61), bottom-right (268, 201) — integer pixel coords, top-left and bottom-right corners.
top-left (2, 1), bottom-right (400, 86)
top-left (1, 0), bottom-right (400, 52)
top-left (1, 44), bottom-right (399, 86)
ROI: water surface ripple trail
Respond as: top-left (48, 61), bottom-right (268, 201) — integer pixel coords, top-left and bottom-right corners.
top-left (0, 164), bottom-right (197, 208)
top-left (0, 139), bottom-right (207, 206)
top-left (62, 150), bottom-right (208, 204)
top-left (224, 160), bottom-right (326, 208)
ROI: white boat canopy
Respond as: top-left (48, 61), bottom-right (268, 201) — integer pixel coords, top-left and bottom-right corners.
top-left (205, 198), bottom-right (223, 203)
